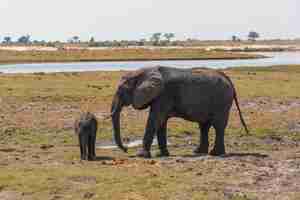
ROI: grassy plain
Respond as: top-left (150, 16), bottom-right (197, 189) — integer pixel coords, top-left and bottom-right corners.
top-left (0, 48), bottom-right (264, 64)
top-left (0, 65), bottom-right (300, 200)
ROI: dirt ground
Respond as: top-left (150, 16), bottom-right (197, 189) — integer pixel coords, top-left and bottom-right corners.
top-left (0, 68), bottom-right (300, 200)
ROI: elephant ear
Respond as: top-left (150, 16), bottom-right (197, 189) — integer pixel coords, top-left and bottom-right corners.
top-left (132, 68), bottom-right (163, 109)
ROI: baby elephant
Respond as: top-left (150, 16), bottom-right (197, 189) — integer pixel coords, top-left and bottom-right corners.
top-left (74, 112), bottom-right (98, 160)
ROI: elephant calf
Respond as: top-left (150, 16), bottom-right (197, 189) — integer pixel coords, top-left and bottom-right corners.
top-left (74, 112), bottom-right (98, 160)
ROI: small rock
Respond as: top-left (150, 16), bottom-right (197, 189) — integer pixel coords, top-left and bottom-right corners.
top-left (32, 155), bottom-right (40, 159)
top-left (186, 167), bottom-right (194, 171)
top-left (196, 172), bottom-right (202, 176)
top-left (176, 159), bottom-right (186, 163)
top-left (148, 160), bottom-right (157, 165)
top-left (83, 192), bottom-right (94, 199)
top-left (51, 195), bottom-right (62, 200)
top-left (240, 163), bottom-right (246, 167)
top-left (40, 144), bottom-right (54, 150)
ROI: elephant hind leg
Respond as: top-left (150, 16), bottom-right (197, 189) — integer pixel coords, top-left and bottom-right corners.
top-left (194, 121), bottom-right (211, 155)
top-left (210, 126), bottom-right (225, 156)
top-left (210, 115), bottom-right (229, 156)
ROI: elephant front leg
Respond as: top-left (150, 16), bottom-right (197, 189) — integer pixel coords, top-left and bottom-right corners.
top-left (210, 114), bottom-right (228, 156)
top-left (79, 134), bottom-right (87, 160)
top-left (136, 112), bottom-right (156, 158)
top-left (87, 135), bottom-right (96, 161)
top-left (156, 122), bottom-right (170, 157)
top-left (137, 97), bottom-right (171, 159)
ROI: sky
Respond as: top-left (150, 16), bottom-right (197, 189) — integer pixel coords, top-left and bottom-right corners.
top-left (0, 0), bottom-right (299, 41)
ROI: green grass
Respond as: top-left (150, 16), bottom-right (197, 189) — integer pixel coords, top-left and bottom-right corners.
top-left (227, 67), bottom-right (300, 98)
top-left (1, 65), bottom-right (300, 199)
top-left (228, 64), bottom-right (300, 73)
top-left (0, 158), bottom-right (261, 200)
top-left (0, 71), bottom-right (119, 102)
top-left (1, 66), bottom-right (300, 140)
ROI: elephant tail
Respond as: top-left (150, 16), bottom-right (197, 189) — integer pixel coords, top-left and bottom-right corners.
top-left (233, 88), bottom-right (250, 135)
top-left (218, 71), bottom-right (250, 135)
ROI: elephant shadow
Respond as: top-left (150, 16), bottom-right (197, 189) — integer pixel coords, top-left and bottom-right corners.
top-left (182, 152), bottom-right (268, 159)
top-left (223, 153), bottom-right (268, 158)
top-left (93, 156), bottom-right (114, 161)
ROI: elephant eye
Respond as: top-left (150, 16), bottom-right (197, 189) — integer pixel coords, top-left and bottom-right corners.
top-left (122, 84), bottom-right (130, 89)
top-left (122, 81), bottom-right (133, 89)
top-left (127, 79), bottom-right (137, 87)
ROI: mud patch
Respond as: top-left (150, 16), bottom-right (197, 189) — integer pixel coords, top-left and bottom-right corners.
top-left (0, 191), bottom-right (23, 200)
top-left (68, 176), bottom-right (97, 185)
top-left (97, 139), bottom-right (171, 149)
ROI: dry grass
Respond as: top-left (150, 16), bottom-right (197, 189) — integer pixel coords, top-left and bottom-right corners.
top-left (0, 65), bottom-right (300, 200)
top-left (0, 49), bottom-right (263, 64)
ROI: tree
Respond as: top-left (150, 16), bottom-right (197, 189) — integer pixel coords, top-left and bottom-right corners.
top-left (73, 36), bottom-right (80, 43)
top-left (164, 33), bottom-right (175, 43)
top-left (89, 37), bottom-right (95, 43)
top-left (3, 36), bottom-right (12, 44)
top-left (248, 31), bottom-right (260, 41)
top-left (138, 39), bottom-right (147, 46)
top-left (67, 36), bottom-right (80, 43)
top-left (17, 35), bottom-right (31, 44)
top-left (232, 35), bottom-right (238, 42)
top-left (150, 33), bottom-right (162, 46)
top-left (32, 40), bottom-right (40, 44)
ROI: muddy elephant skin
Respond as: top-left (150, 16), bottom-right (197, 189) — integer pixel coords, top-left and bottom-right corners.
top-left (111, 66), bottom-right (249, 158)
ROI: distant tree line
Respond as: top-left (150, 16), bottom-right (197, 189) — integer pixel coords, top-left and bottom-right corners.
top-left (0, 33), bottom-right (177, 47)
top-left (2, 31), bottom-right (298, 48)
top-left (0, 34), bottom-right (59, 47)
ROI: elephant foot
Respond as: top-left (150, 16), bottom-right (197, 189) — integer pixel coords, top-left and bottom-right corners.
top-left (156, 149), bottom-right (170, 157)
top-left (81, 155), bottom-right (88, 160)
top-left (136, 149), bottom-right (152, 158)
top-left (209, 147), bottom-right (225, 156)
top-left (193, 145), bottom-right (209, 155)
top-left (88, 155), bottom-right (96, 161)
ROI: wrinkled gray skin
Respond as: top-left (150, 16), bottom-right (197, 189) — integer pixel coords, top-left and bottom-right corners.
top-left (111, 66), bottom-right (249, 158)
top-left (74, 112), bottom-right (98, 160)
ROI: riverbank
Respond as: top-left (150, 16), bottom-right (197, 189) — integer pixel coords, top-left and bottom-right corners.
top-left (0, 48), bottom-right (265, 64)
top-left (0, 66), bottom-right (300, 199)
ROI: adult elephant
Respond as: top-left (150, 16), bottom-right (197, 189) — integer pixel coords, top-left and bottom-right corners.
top-left (111, 66), bottom-right (249, 158)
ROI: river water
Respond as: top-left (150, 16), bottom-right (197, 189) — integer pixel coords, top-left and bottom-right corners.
top-left (0, 52), bottom-right (299, 74)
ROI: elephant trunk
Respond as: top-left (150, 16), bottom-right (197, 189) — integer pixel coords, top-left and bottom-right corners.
top-left (111, 94), bottom-right (128, 153)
